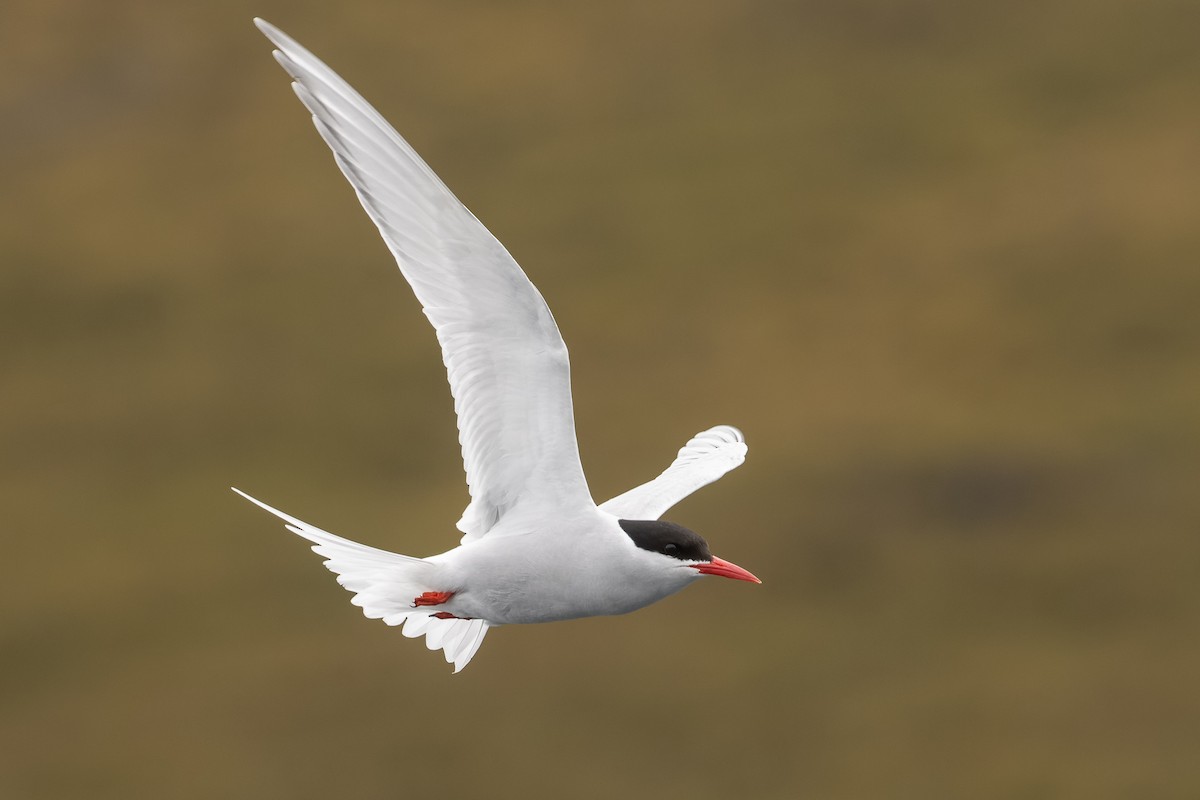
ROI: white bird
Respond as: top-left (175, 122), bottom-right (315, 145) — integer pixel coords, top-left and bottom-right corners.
top-left (236, 19), bottom-right (760, 673)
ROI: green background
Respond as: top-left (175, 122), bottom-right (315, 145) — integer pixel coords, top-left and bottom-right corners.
top-left (3, 1), bottom-right (1199, 797)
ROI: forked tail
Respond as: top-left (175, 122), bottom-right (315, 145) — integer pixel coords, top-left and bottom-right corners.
top-left (232, 488), bottom-right (489, 672)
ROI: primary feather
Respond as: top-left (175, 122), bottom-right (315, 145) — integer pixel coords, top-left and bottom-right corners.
top-left (599, 426), bottom-right (747, 520)
top-left (255, 18), bottom-right (592, 542)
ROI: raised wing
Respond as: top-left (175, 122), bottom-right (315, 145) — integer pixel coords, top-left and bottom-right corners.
top-left (233, 488), bottom-right (491, 672)
top-left (255, 19), bottom-right (592, 540)
top-left (599, 426), bottom-right (747, 520)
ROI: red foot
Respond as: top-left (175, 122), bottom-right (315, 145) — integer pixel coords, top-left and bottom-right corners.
top-left (432, 611), bottom-right (475, 620)
top-left (412, 590), bottom-right (454, 608)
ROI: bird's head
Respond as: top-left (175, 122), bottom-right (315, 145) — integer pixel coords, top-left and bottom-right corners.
top-left (618, 518), bottom-right (761, 584)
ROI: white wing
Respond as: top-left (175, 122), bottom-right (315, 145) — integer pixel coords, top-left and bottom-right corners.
top-left (599, 426), bottom-right (747, 520)
top-left (232, 489), bottom-right (491, 672)
top-left (255, 19), bottom-right (592, 541)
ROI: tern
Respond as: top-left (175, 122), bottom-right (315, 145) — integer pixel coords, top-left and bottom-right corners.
top-left (236, 19), bottom-right (760, 672)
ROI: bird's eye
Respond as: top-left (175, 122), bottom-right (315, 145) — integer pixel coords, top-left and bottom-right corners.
top-left (663, 543), bottom-right (678, 554)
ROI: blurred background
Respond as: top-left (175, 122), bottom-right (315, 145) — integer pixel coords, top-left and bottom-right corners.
top-left (3, 1), bottom-right (1199, 797)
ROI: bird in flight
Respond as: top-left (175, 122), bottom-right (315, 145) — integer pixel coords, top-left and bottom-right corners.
top-left (236, 19), bottom-right (760, 672)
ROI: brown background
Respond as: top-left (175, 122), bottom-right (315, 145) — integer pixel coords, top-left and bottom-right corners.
top-left (3, 1), bottom-right (1199, 797)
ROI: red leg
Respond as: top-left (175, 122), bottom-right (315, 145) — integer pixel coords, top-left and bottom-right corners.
top-left (412, 590), bottom-right (455, 607)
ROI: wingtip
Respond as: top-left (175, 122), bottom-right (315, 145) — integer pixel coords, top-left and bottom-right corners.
top-left (253, 17), bottom-right (291, 50)
top-left (710, 424), bottom-right (745, 444)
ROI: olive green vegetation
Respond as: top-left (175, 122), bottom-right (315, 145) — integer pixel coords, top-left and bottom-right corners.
top-left (2, 1), bottom-right (1198, 797)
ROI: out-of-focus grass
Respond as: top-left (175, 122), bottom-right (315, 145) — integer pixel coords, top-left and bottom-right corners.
top-left (2, 1), bottom-right (1199, 798)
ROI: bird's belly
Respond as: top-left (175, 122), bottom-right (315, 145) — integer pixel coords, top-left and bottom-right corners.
top-left (476, 580), bottom-right (669, 625)
top-left (462, 581), bottom-right (669, 625)
top-left (442, 535), bottom-right (686, 625)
